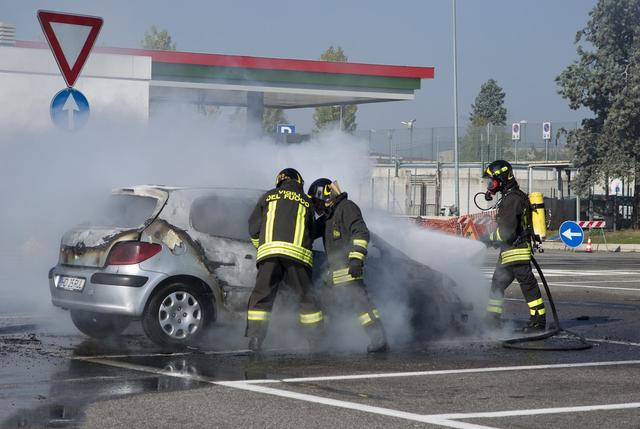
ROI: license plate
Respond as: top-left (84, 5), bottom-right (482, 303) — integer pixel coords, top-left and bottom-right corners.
top-left (58, 276), bottom-right (86, 292)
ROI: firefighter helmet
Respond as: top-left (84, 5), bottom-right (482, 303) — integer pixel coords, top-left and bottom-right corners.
top-left (483, 160), bottom-right (515, 194)
top-left (308, 178), bottom-right (332, 202)
top-left (276, 168), bottom-right (304, 187)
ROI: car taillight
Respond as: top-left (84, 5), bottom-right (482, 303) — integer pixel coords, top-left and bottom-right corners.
top-left (107, 242), bottom-right (162, 265)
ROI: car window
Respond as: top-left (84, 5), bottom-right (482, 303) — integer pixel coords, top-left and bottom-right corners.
top-left (86, 195), bottom-right (159, 228)
top-left (190, 193), bottom-right (257, 240)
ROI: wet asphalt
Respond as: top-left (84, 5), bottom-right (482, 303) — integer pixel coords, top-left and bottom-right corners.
top-left (1, 250), bottom-right (639, 428)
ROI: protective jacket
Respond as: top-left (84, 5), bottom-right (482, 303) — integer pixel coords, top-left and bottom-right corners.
top-left (489, 184), bottom-right (533, 265)
top-left (248, 180), bottom-right (314, 267)
top-left (319, 193), bottom-right (370, 284)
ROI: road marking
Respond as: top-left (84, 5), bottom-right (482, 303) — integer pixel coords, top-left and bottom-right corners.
top-left (587, 338), bottom-right (640, 347)
top-left (242, 360), bottom-right (640, 384)
top-left (71, 349), bottom-right (252, 360)
top-left (430, 402), bottom-right (640, 419)
top-left (547, 283), bottom-right (640, 292)
top-left (84, 358), bottom-right (214, 383)
top-left (216, 380), bottom-right (497, 429)
top-left (83, 358), bottom-right (640, 429)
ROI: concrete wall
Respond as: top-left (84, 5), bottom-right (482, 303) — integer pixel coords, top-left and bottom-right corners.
top-left (0, 46), bottom-right (151, 130)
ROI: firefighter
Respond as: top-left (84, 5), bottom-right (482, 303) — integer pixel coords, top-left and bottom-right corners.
top-left (246, 168), bottom-right (323, 352)
top-left (308, 178), bottom-right (388, 353)
top-left (482, 160), bottom-right (546, 332)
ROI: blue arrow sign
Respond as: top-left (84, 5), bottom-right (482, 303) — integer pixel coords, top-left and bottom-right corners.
top-left (50, 88), bottom-right (90, 131)
top-left (559, 220), bottom-right (584, 248)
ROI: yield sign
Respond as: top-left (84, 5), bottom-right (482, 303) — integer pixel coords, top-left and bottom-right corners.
top-left (37, 10), bottom-right (103, 87)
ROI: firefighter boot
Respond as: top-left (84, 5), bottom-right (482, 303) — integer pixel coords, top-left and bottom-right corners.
top-left (248, 337), bottom-right (264, 353)
top-left (522, 315), bottom-right (546, 333)
top-left (485, 313), bottom-right (504, 330)
top-left (366, 322), bottom-right (389, 353)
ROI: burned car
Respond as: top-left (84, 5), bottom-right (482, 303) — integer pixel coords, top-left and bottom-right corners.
top-left (49, 186), bottom-right (470, 347)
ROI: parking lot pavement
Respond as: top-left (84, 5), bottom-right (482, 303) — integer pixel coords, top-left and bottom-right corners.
top-left (1, 250), bottom-right (639, 428)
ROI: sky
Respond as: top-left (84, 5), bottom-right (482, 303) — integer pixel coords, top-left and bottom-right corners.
top-left (1, 0), bottom-right (596, 133)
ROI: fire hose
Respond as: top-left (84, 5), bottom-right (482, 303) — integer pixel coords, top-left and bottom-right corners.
top-left (501, 254), bottom-right (591, 350)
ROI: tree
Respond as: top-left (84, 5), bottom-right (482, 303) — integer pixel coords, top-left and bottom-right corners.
top-left (313, 46), bottom-right (357, 133)
top-left (469, 78), bottom-right (507, 126)
top-left (461, 79), bottom-right (508, 161)
top-left (556, 0), bottom-right (640, 227)
top-left (142, 25), bottom-right (176, 50)
top-left (262, 108), bottom-right (287, 133)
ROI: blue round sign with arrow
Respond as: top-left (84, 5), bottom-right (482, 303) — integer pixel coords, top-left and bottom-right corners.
top-left (50, 88), bottom-right (90, 131)
top-left (559, 220), bottom-right (584, 248)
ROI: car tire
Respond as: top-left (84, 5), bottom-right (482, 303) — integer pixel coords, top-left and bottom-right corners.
top-left (142, 281), bottom-right (214, 348)
top-left (70, 309), bottom-right (130, 339)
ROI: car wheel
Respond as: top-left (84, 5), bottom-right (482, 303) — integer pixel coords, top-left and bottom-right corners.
top-left (70, 310), bottom-right (130, 339)
top-left (142, 281), bottom-right (214, 348)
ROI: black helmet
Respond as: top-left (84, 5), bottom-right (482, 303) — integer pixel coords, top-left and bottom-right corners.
top-left (483, 160), bottom-right (515, 193)
top-left (308, 178), bottom-right (332, 202)
top-left (275, 168), bottom-right (303, 187)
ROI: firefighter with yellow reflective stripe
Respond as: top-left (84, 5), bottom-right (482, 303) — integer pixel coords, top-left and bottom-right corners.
top-left (246, 168), bottom-right (323, 352)
top-left (482, 160), bottom-right (546, 332)
top-left (308, 178), bottom-right (388, 353)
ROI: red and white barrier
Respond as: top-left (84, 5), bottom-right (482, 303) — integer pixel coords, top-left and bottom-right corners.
top-left (577, 221), bottom-right (606, 229)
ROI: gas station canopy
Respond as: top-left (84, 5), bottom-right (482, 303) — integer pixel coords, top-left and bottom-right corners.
top-left (13, 42), bottom-right (434, 109)
top-left (90, 46), bottom-right (435, 109)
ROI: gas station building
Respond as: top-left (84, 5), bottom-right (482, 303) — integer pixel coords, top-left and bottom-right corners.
top-left (0, 39), bottom-right (434, 130)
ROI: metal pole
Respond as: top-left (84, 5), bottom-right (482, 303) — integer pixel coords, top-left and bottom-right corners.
top-left (452, 0), bottom-right (460, 213)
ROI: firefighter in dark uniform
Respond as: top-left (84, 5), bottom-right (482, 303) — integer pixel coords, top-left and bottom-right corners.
top-left (246, 168), bottom-right (323, 352)
top-left (308, 178), bottom-right (388, 353)
top-left (482, 160), bottom-right (546, 331)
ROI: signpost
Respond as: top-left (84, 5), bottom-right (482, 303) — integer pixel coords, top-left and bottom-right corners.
top-left (38, 10), bottom-right (103, 131)
top-left (559, 220), bottom-right (584, 248)
top-left (543, 122), bottom-right (552, 161)
top-left (511, 123), bottom-right (520, 163)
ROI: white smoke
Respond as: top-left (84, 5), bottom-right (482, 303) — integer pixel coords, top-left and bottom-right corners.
top-left (0, 105), bottom-right (489, 349)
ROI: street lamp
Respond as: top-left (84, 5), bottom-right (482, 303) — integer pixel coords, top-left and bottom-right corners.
top-left (452, 0), bottom-right (460, 214)
top-left (401, 119), bottom-right (416, 160)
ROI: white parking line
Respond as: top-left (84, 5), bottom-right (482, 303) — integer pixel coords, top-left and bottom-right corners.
top-left (216, 380), bottom-right (495, 429)
top-left (83, 358), bottom-right (640, 429)
top-left (71, 349), bottom-right (252, 360)
top-left (249, 360), bottom-right (640, 384)
top-left (587, 338), bottom-right (640, 347)
top-left (430, 401), bottom-right (640, 420)
top-left (547, 283), bottom-right (640, 292)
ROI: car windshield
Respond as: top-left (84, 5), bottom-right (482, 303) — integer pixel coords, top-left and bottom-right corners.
top-left (86, 194), bottom-right (160, 228)
top-left (190, 191), bottom-right (260, 240)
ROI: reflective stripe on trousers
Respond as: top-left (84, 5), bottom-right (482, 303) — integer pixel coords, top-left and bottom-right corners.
top-left (358, 309), bottom-right (381, 326)
top-left (247, 310), bottom-right (270, 321)
top-left (332, 267), bottom-right (363, 285)
top-left (527, 297), bottom-right (546, 316)
top-left (486, 298), bottom-right (504, 314)
top-left (299, 311), bottom-right (323, 325)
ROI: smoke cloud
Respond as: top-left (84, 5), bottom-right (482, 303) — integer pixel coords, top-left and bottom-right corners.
top-left (0, 104), bottom-right (489, 349)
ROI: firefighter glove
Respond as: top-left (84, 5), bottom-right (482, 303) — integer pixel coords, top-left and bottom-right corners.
top-left (348, 258), bottom-right (364, 278)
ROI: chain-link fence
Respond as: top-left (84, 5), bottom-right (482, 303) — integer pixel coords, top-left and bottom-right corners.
top-left (355, 122), bottom-right (579, 163)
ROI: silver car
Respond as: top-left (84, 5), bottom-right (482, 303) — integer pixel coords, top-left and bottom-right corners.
top-left (50, 186), bottom-right (470, 348)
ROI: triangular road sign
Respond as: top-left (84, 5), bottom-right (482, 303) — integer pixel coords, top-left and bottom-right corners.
top-left (37, 10), bottom-right (103, 87)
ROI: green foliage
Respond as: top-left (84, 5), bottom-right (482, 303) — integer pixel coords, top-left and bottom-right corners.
top-left (556, 0), bottom-right (640, 199)
top-left (469, 78), bottom-right (507, 126)
top-left (313, 46), bottom-right (357, 133)
top-left (142, 25), bottom-right (176, 50)
top-left (262, 108), bottom-right (288, 133)
top-left (461, 79), bottom-right (508, 162)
